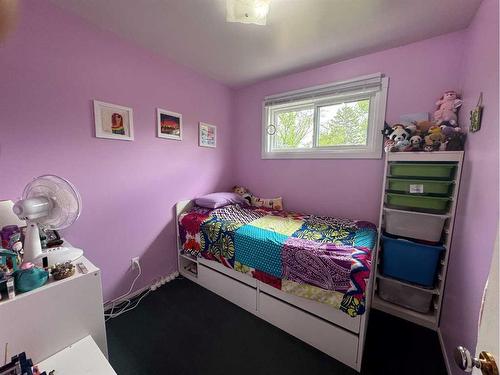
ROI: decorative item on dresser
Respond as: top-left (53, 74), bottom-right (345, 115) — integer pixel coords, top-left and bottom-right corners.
top-left (371, 151), bottom-right (464, 330)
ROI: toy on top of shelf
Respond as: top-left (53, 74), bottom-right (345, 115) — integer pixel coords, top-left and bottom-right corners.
top-left (409, 135), bottom-right (423, 150)
top-left (413, 120), bottom-right (437, 135)
top-left (383, 107), bottom-right (467, 153)
top-left (424, 125), bottom-right (446, 152)
top-left (439, 120), bottom-right (462, 137)
top-left (383, 123), bottom-right (413, 152)
top-left (433, 90), bottom-right (463, 125)
top-left (445, 132), bottom-right (467, 151)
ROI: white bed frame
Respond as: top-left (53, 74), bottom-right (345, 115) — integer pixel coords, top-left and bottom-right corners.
top-left (176, 200), bottom-right (375, 372)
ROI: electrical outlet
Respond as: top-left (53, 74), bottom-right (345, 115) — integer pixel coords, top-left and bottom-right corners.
top-left (131, 257), bottom-right (140, 270)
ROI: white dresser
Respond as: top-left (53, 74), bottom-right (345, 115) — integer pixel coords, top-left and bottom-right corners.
top-left (37, 335), bottom-right (116, 374)
top-left (0, 256), bottom-right (108, 364)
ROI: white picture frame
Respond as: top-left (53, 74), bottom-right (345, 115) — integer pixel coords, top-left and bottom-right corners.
top-left (157, 108), bottom-right (182, 140)
top-left (199, 122), bottom-right (217, 148)
top-left (93, 100), bottom-right (134, 141)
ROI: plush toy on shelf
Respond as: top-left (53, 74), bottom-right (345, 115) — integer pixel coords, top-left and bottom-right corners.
top-left (424, 125), bottom-right (446, 152)
top-left (383, 123), bottom-right (413, 152)
top-left (433, 90), bottom-right (463, 125)
top-left (384, 90), bottom-right (467, 153)
top-left (445, 132), bottom-right (467, 151)
top-left (413, 120), bottom-right (436, 135)
top-left (409, 135), bottom-right (423, 150)
top-left (440, 120), bottom-right (463, 137)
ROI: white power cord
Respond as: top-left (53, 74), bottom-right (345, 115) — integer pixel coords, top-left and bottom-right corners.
top-left (104, 262), bottom-right (143, 307)
top-left (104, 264), bottom-right (179, 321)
top-left (105, 263), bottom-right (145, 321)
top-left (105, 289), bottom-right (151, 321)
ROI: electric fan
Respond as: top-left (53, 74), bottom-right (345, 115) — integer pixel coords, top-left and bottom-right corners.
top-left (12, 175), bottom-right (83, 266)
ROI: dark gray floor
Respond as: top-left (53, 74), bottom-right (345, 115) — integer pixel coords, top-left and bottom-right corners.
top-left (106, 278), bottom-right (447, 375)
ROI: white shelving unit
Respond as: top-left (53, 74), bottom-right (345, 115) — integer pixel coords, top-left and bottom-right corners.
top-left (371, 151), bottom-right (464, 330)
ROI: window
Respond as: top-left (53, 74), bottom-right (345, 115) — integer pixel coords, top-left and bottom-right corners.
top-left (262, 73), bottom-right (389, 159)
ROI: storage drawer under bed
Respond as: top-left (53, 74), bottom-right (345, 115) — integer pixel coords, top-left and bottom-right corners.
top-left (259, 292), bottom-right (359, 369)
top-left (198, 264), bottom-right (257, 313)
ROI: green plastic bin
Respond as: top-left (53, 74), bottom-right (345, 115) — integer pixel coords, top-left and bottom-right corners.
top-left (387, 178), bottom-right (454, 196)
top-left (386, 193), bottom-right (451, 213)
top-left (389, 163), bottom-right (457, 180)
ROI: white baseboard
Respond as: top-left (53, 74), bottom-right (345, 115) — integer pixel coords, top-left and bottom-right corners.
top-left (438, 328), bottom-right (452, 375)
top-left (103, 270), bottom-right (179, 311)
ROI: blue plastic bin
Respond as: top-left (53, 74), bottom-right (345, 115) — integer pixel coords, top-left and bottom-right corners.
top-left (381, 234), bottom-right (444, 287)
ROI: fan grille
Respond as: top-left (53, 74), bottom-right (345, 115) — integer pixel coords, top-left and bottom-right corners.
top-left (23, 175), bottom-right (82, 229)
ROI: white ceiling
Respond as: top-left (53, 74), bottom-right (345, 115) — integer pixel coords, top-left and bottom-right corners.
top-left (50, 0), bottom-right (482, 87)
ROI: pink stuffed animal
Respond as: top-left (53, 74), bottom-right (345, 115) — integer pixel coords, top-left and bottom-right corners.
top-left (433, 90), bottom-right (463, 125)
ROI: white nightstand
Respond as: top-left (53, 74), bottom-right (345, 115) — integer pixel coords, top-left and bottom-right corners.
top-left (0, 256), bottom-right (108, 364)
top-left (37, 335), bottom-right (116, 374)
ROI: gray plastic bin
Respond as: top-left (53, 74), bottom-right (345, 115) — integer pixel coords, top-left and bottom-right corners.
top-left (378, 278), bottom-right (433, 313)
top-left (384, 208), bottom-right (447, 242)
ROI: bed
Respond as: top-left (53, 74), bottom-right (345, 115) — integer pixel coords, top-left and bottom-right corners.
top-left (176, 200), bottom-right (378, 371)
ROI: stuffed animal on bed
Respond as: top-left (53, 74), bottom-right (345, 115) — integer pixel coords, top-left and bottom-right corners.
top-left (250, 196), bottom-right (283, 211)
top-left (232, 186), bottom-right (283, 210)
top-left (232, 186), bottom-right (252, 205)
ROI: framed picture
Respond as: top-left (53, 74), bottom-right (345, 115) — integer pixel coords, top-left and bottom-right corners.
top-left (93, 100), bottom-right (134, 141)
top-left (199, 122), bottom-right (217, 148)
top-left (157, 108), bottom-right (182, 140)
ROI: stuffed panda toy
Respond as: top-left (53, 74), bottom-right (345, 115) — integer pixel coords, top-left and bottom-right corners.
top-left (409, 135), bottom-right (423, 150)
top-left (388, 124), bottom-right (411, 143)
top-left (384, 124), bottom-right (412, 152)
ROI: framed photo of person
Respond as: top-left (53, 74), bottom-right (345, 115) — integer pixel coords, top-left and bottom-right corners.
top-left (93, 100), bottom-right (134, 141)
top-left (157, 108), bottom-right (182, 140)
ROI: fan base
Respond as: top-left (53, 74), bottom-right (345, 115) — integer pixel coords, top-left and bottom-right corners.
top-left (32, 247), bottom-right (84, 267)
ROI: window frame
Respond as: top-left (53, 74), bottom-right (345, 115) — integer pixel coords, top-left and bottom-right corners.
top-left (261, 74), bottom-right (389, 159)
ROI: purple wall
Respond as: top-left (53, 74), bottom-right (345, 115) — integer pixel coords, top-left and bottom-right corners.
top-left (233, 32), bottom-right (464, 224)
top-left (441, 0), bottom-right (499, 372)
top-left (0, 0), bottom-right (234, 301)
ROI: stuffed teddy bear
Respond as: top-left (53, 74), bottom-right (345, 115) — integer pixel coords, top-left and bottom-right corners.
top-left (433, 90), bottom-right (463, 125)
top-left (232, 186), bottom-right (283, 210)
top-left (424, 126), bottom-right (445, 151)
top-left (413, 120), bottom-right (437, 135)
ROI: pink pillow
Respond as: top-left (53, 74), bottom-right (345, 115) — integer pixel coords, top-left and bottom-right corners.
top-left (195, 192), bottom-right (248, 209)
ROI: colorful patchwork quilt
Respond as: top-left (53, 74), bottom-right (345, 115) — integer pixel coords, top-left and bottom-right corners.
top-left (179, 204), bottom-right (377, 317)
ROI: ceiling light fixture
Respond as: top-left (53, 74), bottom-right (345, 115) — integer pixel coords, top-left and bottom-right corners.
top-left (226, 0), bottom-right (271, 26)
